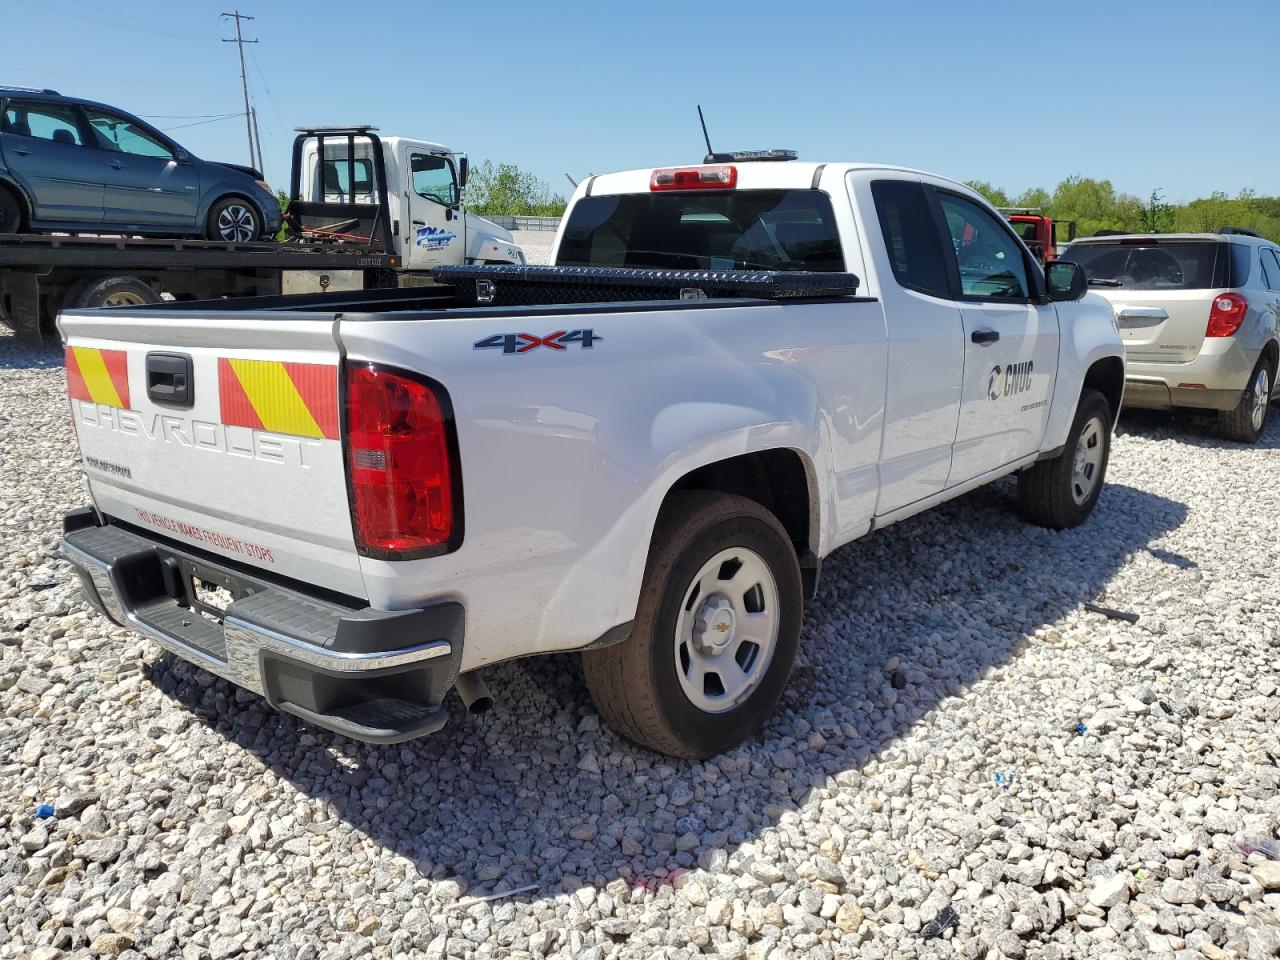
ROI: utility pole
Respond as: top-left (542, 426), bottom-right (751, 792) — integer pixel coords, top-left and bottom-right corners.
top-left (250, 107), bottom-right (264, 178)
top-left (221, 10), bottom-right (258, 169)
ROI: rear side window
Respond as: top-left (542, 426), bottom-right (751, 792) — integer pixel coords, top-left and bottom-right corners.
top-left (2, 99), bottom-right (83, 146)
top-left (870, 179), bottom-right (949, 297)
top-left (557, 189), bottom-right (845, 272)
top-left (1229, 242), bottom-right (1252, 287)
top-left (1261, 248), bottom-right (1280, 292)
top-left (1064, 241), bottom-right (1223, 290)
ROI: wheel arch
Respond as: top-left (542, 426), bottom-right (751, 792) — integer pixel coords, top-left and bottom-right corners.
top-left (1082, 354), bottom-right (1125, 424)
top-left (662, 447), bottom-right (821, 597)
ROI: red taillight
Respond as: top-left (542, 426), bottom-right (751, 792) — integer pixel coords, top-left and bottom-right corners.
top-left (345, 364), bottom-right (458, 558)
top-left (1206, 292), bottom-right (1248, 337)
top-left (650, 165), bottom-right (737, 191)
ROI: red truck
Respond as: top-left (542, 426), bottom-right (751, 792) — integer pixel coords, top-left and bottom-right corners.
top-left (1000, 208), bottom-right (1076, 265)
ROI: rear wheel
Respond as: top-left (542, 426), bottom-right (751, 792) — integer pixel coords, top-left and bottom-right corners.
top-left (1017, 388), bottom-right (1112, 530)
top-left (0, 188), bottom-right (23, 234)
top-left (583, 491), bottom-right (803, 759)
top-left (68, 276), bottom-right (160, 309)
top-left (1219, 357), bottom-right (1273, 443)
top-left (205, 197), bottom-right (262, 243)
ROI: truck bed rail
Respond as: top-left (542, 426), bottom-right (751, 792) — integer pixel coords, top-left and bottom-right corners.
top-left (433, 264), bottom-right (862, 307)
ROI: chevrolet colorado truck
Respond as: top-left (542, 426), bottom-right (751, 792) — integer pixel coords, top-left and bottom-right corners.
top-left (58, 156), bottom-right (1125, 758)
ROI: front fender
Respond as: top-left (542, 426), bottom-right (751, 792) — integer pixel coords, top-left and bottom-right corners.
top-left (1043, 291), bottom-right (1125, 450)
top-left (466, 229), bottom-right (524, 264)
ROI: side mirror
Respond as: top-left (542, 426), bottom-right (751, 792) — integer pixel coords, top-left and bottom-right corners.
top-left (174, 149), bottom-right (190, 164)
top-left (458, 157), bottom-right (468, 189)
top-left (1046, 260), bottom-right (1087, 301)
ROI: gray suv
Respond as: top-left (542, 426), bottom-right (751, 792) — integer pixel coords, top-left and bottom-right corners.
top-left (0, 86), bottom-right (280, 242)
top-left (1064, 230), bottom-right (1280, 442)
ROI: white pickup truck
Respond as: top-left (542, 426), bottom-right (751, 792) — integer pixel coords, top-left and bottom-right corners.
top-left (58, 155), bottom-right (1125, 758)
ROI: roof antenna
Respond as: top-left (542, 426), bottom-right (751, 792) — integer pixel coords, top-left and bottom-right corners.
top-left (698, 105), bottom-right (715, 162)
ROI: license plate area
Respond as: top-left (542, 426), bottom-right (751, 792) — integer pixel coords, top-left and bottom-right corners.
top-left (176, 558), bottom-right (257, 624)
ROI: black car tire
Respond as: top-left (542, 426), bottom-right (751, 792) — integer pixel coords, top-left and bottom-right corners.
top-left (1017, 388), bottom-right (1112, 530)
top-left (205, 196), bottom-right (262, 243)
top-left (1219, 356), bottom-right (1274, 443)
top-left (583, 491), bottom-right (803, 759)
top-left (68, 276), bottom-right (161, 309)
top-left (0, 187), bottom-right (23, 234)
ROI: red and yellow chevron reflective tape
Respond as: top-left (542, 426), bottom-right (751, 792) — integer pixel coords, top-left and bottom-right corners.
top-left (218, 358), bottom-right (339, 440)
top-left (66, 346), bottom-right (131, 409)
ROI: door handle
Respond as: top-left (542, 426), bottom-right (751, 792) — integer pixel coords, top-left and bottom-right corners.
top-left (106, 161), bottom-right (123, 169)
top-left (971, 329), bottom-right (1000, 345)
top-left (1117, 306), bottom-right (1168, 320)
top-left (12, 148), bottom-right (31, 156)
top-left (412, 220), bottom-right (425, 226)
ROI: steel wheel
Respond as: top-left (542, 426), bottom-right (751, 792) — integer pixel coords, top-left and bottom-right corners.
top-left (673, 546), bottom-right (780, 714)
top-left (1250, 367), bottom-right (1269, 432)
top-left (1071, 415), bottom-right (1105, 505)
top-left (216, 203), bottom-right (257, 242)
top-left (102, 290), bottom-right (148, 307)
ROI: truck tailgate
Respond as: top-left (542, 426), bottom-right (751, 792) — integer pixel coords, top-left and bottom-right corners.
top-left (60, 309), bottom-right (365, 599)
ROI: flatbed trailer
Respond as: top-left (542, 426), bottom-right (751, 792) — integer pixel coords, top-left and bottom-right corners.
top-left (0, 232), bottom-right (402, 344)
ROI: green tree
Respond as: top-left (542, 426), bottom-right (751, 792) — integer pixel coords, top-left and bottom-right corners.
top-left (465, 160), bottom-right (567, 217)
top-left (1138, 188), bottom-right (1174, 234)
top-left (965, 180), bottom-right (1012, 207)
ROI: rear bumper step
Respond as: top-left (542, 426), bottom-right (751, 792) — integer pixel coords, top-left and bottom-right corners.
top-left (60, 509), bottom-right (464, 743)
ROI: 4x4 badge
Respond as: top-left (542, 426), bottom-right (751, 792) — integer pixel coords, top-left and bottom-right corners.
top-left (473, 329), bottom-right (602, 355)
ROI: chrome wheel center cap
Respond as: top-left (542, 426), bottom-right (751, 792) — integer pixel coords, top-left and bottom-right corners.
top-left (692, 595), bottom-right (736, 654)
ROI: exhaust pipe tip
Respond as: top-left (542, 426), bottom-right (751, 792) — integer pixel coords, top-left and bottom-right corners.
top-left (454, 671), bottom-right (493, 715)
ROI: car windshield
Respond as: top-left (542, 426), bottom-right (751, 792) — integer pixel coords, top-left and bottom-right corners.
top-left (557, 189), bottom-right (845, 272)
top-left (1062, 241), bottom-right (1222, 289)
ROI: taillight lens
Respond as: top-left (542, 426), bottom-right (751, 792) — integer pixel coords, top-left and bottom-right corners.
top-left (345, 364), bottom-right (458, 558)
top-left (650, 165), bottom-right (737, 191)
top-left (1206, 292), bottom-right (1248, 337)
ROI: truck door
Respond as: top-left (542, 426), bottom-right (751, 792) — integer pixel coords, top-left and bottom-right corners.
top-left (405, 151), bottom-right (464, 269)
top-left (863, 177), bottom-right (965, 515)
top-left (0, 98), bottom-right (104, 223)
top-left (80, 106), bottom-right (200, 228)
top-left (935, 190), bottom-right (1058, 486)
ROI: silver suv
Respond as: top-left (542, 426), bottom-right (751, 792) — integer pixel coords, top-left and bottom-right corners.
top-left (1063, 230), bottom-right (1280, 442)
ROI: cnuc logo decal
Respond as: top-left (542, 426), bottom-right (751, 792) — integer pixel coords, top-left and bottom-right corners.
top-left (988, 361), bottom-right (1034, 401)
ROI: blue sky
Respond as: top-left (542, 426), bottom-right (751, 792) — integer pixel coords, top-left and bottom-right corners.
top-left (7, 0), bottom-right (1277, 203)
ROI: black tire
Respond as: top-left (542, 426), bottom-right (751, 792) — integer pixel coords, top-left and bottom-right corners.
top-left (1017, 388), bottom-right (1112, 530)
top-left (69, 276), bottom-right (160, 309)
top-left (1218, 356), bottom-right (1274, 443)
top-left (0, 187), bottom-right (23, 234)
top-left (205, 196), bottom-right (262, 242)
top-left (583, 491), bottom-right (803, 759)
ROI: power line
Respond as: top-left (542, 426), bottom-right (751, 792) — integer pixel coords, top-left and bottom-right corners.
top-left (220, 10), bottom-right (259, 170)
top-left (37, 0), bottom-right (221, 41)
top-left (160, 114), bottom-right (241, 132)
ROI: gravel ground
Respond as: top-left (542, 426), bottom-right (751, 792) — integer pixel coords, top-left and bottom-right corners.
top-left (2, 323), bottom-right (1279, 960)
top-left (512, 229), bottom-right (555, 265)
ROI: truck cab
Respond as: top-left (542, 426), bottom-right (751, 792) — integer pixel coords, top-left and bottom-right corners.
top-left (290, 126), bottom-right (523, 271)
top-left (1001, 208), bottom-right (1076, 266)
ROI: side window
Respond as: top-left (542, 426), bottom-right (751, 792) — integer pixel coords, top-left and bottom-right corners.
top-left (1228, 242), bottom-right (1252, 287)
top-left (937, 192), bottom-right (1031, 300)
top-left (411, 154), bottom-right (458, 206)
top-left (81, 109), bottom-right (173, 159)
top-left (1, 99), bottom-right (84, 146)
top-left (1263, 249), bottom-right (1280, 292)
top-left (869, 179), bottom-right (950, 298)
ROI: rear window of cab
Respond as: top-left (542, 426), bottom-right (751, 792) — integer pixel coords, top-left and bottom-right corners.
top-left (557, 189), bottom-right (845, 273)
